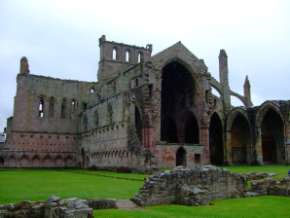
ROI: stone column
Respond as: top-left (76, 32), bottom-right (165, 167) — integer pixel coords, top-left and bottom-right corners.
top-left (200, 126), bottom-right (210, 164)
top-left (255, 127), bottom-right (263, 164)
top-left (225, 130), bottom-right (232, 164)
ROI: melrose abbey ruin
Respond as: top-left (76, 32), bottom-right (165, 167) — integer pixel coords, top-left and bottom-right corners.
top-left (1, 35), bottom-right (290, 169)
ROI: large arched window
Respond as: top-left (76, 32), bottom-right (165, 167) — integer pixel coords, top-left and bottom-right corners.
top-left (161, 61), bottom-right (195, 143)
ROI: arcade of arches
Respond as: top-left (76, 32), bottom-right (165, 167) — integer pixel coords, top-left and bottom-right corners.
top-left (159, 61), bottom-right (287, 166)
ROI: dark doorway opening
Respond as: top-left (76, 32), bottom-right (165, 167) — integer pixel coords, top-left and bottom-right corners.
top-left (161, 61), bottom-right (195, 143)
top-left (209, 113), bottom-right (224, 165)
top-left (231, 114), bottom-right (251, 164)
top-left (176, 147), bottom-right (187, 166)
top-left (261, 109), bottom-right (284, 163)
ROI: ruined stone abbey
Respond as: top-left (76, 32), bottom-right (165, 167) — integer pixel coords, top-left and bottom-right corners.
top-left (1, 35), bottom-right (289, 169)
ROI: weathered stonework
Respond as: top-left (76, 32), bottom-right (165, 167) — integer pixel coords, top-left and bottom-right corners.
top-left (0, 197), bottom-right (93, 218)
top-left (1, 35), bottom-right (290, 169)
top-left (132, 165), bottom-right (246, 206)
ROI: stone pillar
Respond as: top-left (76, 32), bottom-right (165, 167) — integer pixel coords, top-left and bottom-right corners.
top-left (255, 127), bottom-right (263, 164)
top-left (200, 127), bottom-right (210, 164)
top-left (225, 130), bottom-right (232, 164)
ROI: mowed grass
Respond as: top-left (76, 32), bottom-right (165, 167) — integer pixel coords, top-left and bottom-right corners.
top-left (0, 165), bottom-right (290, 218)
top-left (0, 169), bottom-right (145, 204)
top-left (225, 165), bottom-right (290, 179)
top-left (94, 196), bottom-right (290, 218)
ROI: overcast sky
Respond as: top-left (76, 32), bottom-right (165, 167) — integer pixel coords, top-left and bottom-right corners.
top-left (0, 0), bottom-right (290, 131)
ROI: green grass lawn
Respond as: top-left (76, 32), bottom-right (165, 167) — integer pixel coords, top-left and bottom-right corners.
top-left (225, 165), bottom-right (290, 179)
top-left (0, 169), bottom-right (145, 204)
top-left (94, 196), bottom-right (290, 218)
top-left (0, 166), bottom-right (289, 218)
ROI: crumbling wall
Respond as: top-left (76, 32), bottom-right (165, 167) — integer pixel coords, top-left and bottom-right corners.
top-left (132, 165), bottom-right (246, 206)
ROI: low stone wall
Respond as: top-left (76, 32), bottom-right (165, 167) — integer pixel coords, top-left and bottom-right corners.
top-left (132, 165), bottom-right (247, 206)
top-left (250, 177), bottom-right (290, 196)
top-left (0, 196), bottom-right (93, 218)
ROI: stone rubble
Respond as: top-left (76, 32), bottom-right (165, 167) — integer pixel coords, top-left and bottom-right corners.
top-left (0, 196), bottom-right (93, 218)
top-left (131, 165), bottom-right (247, 206)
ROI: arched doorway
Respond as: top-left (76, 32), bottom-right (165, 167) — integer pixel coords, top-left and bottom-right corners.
top-left (184, 112), bottom-right (199, 144)
top-left (176, 147), bottom-right (187, 166)
top-left (230, 113), bottom-right (251, 164)
top-left (209, 113), bottom-right (224, 165)
top-left (161, 61), bottom-right (195, 143)
top-left (261, 109), bottom-right (284, 163)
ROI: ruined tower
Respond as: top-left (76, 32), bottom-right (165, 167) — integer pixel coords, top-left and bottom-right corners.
top-left (97, 35), bottom-right (152, 81)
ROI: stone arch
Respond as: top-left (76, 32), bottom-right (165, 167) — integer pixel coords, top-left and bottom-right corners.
top-left (257, 103), bottom-right (285, 163)
top-left (256, 102), bottom-right (284, 128)
top-left (209, 112), bottom-right (224, 165)
top-left (176, 147), bottom-right (187, 167)
top-left (159, 57), bottom-right (196, 76)
top-left (226, 107), bottom-right (250, 131)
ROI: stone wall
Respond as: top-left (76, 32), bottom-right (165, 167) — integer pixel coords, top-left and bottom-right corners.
top-left (0, 197), bottom-right (93, 218)
top-left (132, 165), bottom-right (246, 206)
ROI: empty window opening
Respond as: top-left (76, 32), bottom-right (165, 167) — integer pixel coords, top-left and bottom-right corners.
top-left (135, 78), bottom-right (139, 87)
top-left (137, 52), bottom-right (143, 63)
top-left (148, 84), bottom-right (153, 98)
top-left (90, 87), bottom-right (95, 94)
top-left (112, 48), bottom-right (117, 60)
top-left (38, 97), bottom-right (45, 118)
top-left (71, 99), bottom-right (78, 112)
top-left (125, 50), bottom-right (130, 62)
top-left (194, 154), bottom-right (201, 164)
top-left (61, 98), bottom-right (67, 119)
